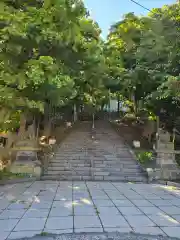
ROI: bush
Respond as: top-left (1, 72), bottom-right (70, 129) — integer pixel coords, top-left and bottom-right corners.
top-left (137, 151), bottom-right (153, 164)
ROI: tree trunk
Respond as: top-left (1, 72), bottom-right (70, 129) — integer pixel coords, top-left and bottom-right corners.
top-left (32, 117), bottom-right (36, 138)
top-left (73, 104), bottom-right (78, 122)
top-left (130, 92), bottom-right (137, 115)
top-left (117, 94), bottom-right (120, 113)
top-left (18, 113), bottom-right (26, 139)
top-left (43, 103), bottom-right (51, 137)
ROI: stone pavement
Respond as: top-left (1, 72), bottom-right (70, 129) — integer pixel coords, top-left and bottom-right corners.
top-left (43, 121), bottom-right (146, 181)
top-left (1, 181), bottom-right (180, 239)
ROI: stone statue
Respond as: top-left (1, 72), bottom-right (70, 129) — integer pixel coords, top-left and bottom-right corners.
top-left (158, 128), bottom-right (171, 143)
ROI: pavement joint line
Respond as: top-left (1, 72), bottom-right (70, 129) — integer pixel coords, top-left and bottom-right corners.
top-left (101, 183), bottom-right (132, 229)
top-left (137, 188), bottom-right (178, 235)
top-left (7, 181), bottom-right (38, 238)
top-left (130, 195), bottom-right (163, 230)
top-left (72, 181), bottom-right (75, 233)
top-left (111, 182), bottom-right (169, 235)
top-left (85, 181), bottom-right (104, 232)
top-left (42, 181), bottom-right (60, 233)
top-left (141, 193), bottom-right (180, 228)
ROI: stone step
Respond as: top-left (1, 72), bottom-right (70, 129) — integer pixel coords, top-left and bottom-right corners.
top-left (51, 158), bottom-right (137, 162)
top-left (94, 161), bottom-right (136, 164)
top-left (107, 172), bottom-right (146, 177)
top-left (49, 162), bottom-right (91, 166)
top-left (94, 165), bottom-right (139, 169)
top-left (105, 168), bottom-right (144, 173)
top-left (47, 164), bottom-right (141, 171)
top-left (41, 175), bottom-right (92, 181)
top-left (41, 175), bottom-right (147, 182)
top-left (46, 170), bottom-right (91, 176)
top-left (44, 170), bottom-right (146, 177)
top-left (48, 163), bottom-right (141, 169)
top-left (92, 167), bottom-right (141, 172)
top-left (48, 164), bottom-right (91, 169)
top-left (41, 121), bottom-right (148, 183)
top-left (103, 176), bottom-right (147, 182)
top-left (50, 163), bottom-right (88, 167)
top-left (94, 172), bottom-right (110, 176)
top-left (94, 164), bottom-right (140, 169)
top-left (48, 167), bottom-right (65, 171)
top-left (51, 160), bottom-right (91, 163)
top-left (54, 158), bottom-right (92, 161)
top-left (48, 166), bottom-right (91, 171)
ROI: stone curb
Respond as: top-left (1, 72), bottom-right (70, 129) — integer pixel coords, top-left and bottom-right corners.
top-left (157, 180), bottom-right (180, 188)
top-left (9, 232), bottom-right (180, 240)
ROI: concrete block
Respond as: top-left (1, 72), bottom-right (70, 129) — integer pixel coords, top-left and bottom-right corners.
top-left (94, 176), bottom-right (103, 181)
top-left (94, 172), bottom-right (109, 176)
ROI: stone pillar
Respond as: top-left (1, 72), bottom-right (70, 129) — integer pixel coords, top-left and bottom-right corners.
top-left (154, 129), bottom-right (180, 180)
top-left (157, 151), bottom-right (175, 165)
top-left (156, 129), bottom-right (174, 165)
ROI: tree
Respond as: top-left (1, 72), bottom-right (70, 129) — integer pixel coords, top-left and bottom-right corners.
top-left (106, 2), bottom-right (180, 121)
top-left (0, 0), bottom-right (105, 133)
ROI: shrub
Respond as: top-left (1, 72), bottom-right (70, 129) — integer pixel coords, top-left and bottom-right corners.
top-left (137, 151), bottom-right (153, 164)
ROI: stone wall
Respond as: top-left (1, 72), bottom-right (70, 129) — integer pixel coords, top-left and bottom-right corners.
top-left (147, 165), bottom-right (180, 182)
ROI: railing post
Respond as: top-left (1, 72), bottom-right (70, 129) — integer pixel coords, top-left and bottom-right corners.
top-left (92, 113), bottom-right (95, 129)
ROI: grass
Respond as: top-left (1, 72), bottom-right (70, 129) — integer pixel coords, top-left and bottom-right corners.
top-left (135, 150), bottom-right (153, 165)
top-left (133, 148), bottom-right (157, 170)
top-left (94, 205), bottom-right (100, 215)
top-left (40, 232), bottom-right (49, 236)
top-left (0, 169), bottom-right (31, 180)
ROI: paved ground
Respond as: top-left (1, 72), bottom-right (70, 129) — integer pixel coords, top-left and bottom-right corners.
top-left (0, 181), bottom-right (180, 239)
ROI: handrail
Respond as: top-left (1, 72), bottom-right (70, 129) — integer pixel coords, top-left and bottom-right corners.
top-left (155, 150), bottom-right (180, 154)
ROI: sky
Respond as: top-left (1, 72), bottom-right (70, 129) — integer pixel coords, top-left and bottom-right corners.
top-left (83, 0), bottom-right (176, 38)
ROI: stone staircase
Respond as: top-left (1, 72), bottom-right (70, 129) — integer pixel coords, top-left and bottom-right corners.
top-left (41, 121), bottom-right (147, 182)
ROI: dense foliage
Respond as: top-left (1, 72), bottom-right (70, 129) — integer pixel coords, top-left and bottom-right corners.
top-left (1, 0), bottom-right (180, 133)
top-left (0, 0), bottom-right (107, 132)
top-left (106, 1), bottom-right (180, 126)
